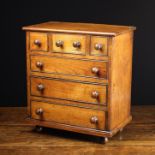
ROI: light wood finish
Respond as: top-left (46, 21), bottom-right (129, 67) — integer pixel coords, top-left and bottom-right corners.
top-left (31, 55), bottom-right (107, 78)
top-left (22, 21), bottom-right (136, 36)
top-left (30, 96), bottom-right (107, 111)
top-left (31, 101), bottom-right (105, 130)
top-left (30, 51), bottom-right (109, 61)
top-left (0, 106), bottom-right (155, 155)
top-left (30, 32), bottom-right (48, 51)
top-left (51, 34), bottom-right (87, 54)
top-left (26, 32), bottom-right (31, 115)
top-left (31, 71), bottom-right (108, 84)
top-left (108, 32), bottom-right (133, 130)
top-left (23, 21), bottom-right (135, 140)
top-left (90, 36), bottom-right (108, 56)
top-left (31, 77), bottom-right (107, 105)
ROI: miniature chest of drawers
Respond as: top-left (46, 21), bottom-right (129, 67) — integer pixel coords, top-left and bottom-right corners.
top-left (23, 21), bottom-right (136, 142)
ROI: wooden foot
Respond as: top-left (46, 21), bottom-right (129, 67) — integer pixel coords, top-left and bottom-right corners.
top-left (104, 137), bottom-right (109, 143)
top-left (119, 128), bottom-right (123, 140)
top-left (99, 137), bottom-right (109, 144)
top-left (120, 128), bottom-right (123, 132)
top-left (35, 126), bottom-right (43, 132)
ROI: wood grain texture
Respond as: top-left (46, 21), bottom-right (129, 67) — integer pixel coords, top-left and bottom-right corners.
top-left (30, 32), bottom-right (48, 51)
top-left (30, 50), bottom-right (109, 61)
top-left (31, 77), bottom-right (107, 105)
top-left (23, 22), bottom-right (135, 139)
top-left (26, 32), bottom-right (31, 115)
top-left (50, 33), bottom-right (87, 54)
top-left (31, 101), bottom-right (105, 130)
top-left (90, 36), bottom-right (108, 56)
top-left (22, 21), bottom-right (136, 36)
top-left (108, 32), bottom-right (133, 130)
top-left (0, 106), bottom-right (154, 155)
top-left (30, 55), bottom-right (107, 79)
top-left (30, 71), bottom-right (108, 84)
top-left (30, 96), bottom-right (107, 111)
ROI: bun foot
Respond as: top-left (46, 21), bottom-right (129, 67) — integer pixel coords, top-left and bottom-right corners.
top-left (120, 128), bottom-right (123, 132)
top-left (118, 128), bottom-right (124, 140)
top-left (98, 137), bottom-right (109, 144)
top-left (35, 126), bottom-right (43, 132)
top-left (104, 137), bottom-right (109, 143)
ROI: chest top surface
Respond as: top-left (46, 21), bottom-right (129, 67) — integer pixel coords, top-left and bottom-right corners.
top-left (22, 21), bottom-right (136, 36)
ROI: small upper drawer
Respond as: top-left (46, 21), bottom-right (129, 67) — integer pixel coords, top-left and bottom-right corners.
top-left (31, 100), bottom-right (106, 130)
top-left (30, 32), bottom-right (48, 51)
top-left (91, 36), bottom-right (108, 56)
top-left (31, 77), bottom-right (107, 105)
top-left (50, 34), bottom-right (87, 55)
top-left (31, 55), bottom-right (107, 79)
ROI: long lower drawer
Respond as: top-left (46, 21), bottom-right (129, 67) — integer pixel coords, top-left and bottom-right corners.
top-left (31, 100), bottom-right (106, 130)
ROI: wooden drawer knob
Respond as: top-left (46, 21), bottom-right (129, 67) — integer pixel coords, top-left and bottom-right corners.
top-left (90, 116), bottom-right (98, 124)
top-left (37, 84), bottom-right (45, 91)
top-left (73, 41), bottom-right (81, 48)
top-left (91, 91), bottom-right (99, 98)
top-left (56, 40), bottom-right (64, 47)
top-left (35, 108), bottom-right (43, 115)
top-left (91, 67), bottom-right (99, 74)
top-left (36, 61), bottom-right (43, 68)
top-left (34, 39), bottom-right (41, 46)
top-left (95, 43), bottom-right (103, 50)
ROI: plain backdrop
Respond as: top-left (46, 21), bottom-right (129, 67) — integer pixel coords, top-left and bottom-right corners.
top-left (2, 0), bottom-right (155, 106)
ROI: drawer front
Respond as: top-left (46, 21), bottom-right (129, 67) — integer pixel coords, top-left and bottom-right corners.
top-left (31, 56), bottom-right (107, 79)
top-left (31, 77), bottom-right (107, 105)
top-left (30, 32), bottom-right (48, 51)
top-left (31, 101), bottom-right (106, 130)
top-left (51, 34), bottom-right (87, 54)
top-left (91, 36), bottom-right (108, 56)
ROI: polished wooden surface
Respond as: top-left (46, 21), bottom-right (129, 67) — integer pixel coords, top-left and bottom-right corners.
top-left (31, 77), bottom-right (107, 104)
top-left (26, 32), bottom-right (31, 115)
top-left (31, 101), bottom-right (106, 130)
top-left (51, 33), bottom-right (87, 54)
top-left (108, 32), bottom-right (133, 130)
top-left (30, 32), bottom-right (48, 51)
top-left (22, 21), bottom-right (136, 36)
top-left (90, 36), bottom-right (108, 56)
top-left (30, 96), bottom-right (107, 110)
top-left (30, 55), bottom-right (107, 78)
top-left (23, 22), bottom-right (135, 139)
top-left (0, 106), bottom-right (154, 155)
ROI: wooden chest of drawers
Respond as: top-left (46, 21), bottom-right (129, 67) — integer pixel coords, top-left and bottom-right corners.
top-left (23, 21), bottom-right (136, 142)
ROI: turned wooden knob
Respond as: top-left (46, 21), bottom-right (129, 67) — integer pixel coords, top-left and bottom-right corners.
top-left (90, 116), bottom-right (98, 124)
top-left (37, 84), bottom-right (45, 91)
top-left (56, 40), bottom-right (64, 47)
top-left (95, 43), bottom-right (103, 50)
top-left (36, 61), bottom-right (43, 68)
top-left (91, 67), bottom-right (99, 74)
top-left (35, 108), bottom-right (43, 115)
top-left (34, 39), bottom-right (41, 46)
top-left (91, 91), bottom-right (99, 98)
top-left (73, 41), bottom-right (81, 48)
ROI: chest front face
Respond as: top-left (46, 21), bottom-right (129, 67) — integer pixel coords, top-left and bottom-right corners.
top-left (23, 22), bottom-right (135, 140)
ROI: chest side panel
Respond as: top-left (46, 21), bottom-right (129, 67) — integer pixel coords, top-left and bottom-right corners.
top-left (108, 32), bottom-right (133, 130)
